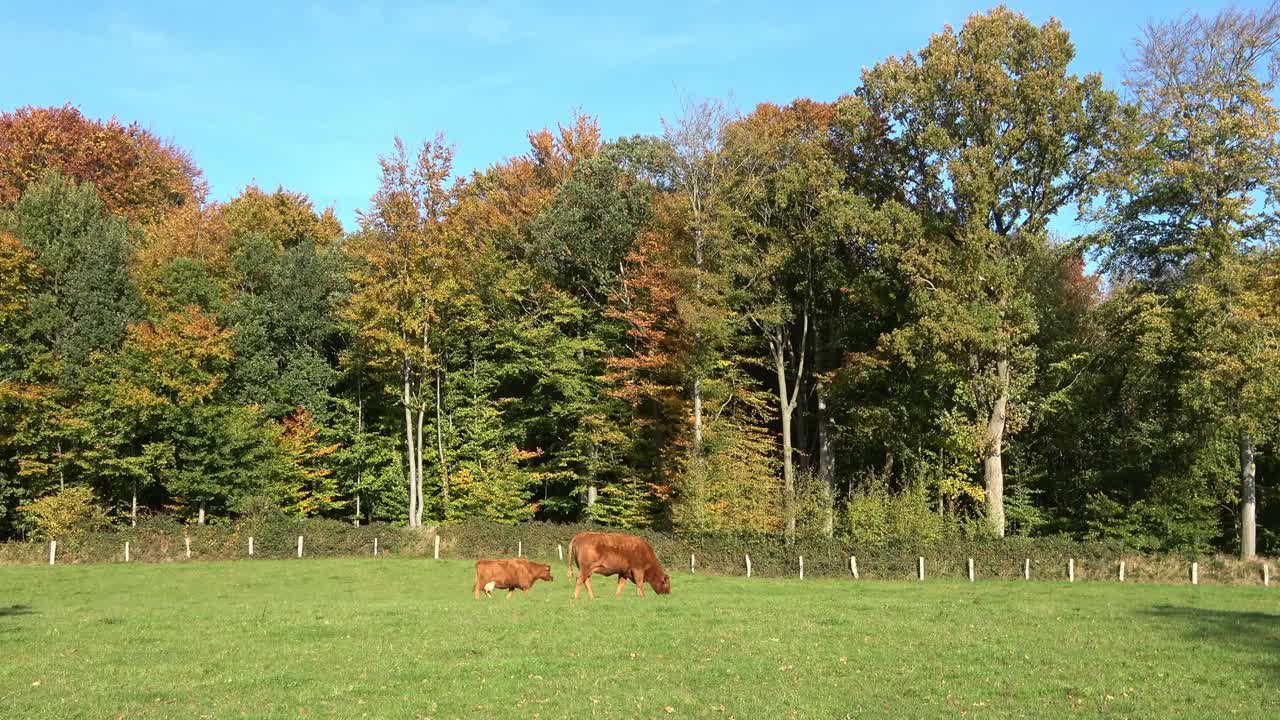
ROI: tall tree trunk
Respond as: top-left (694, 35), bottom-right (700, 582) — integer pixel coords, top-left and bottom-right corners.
top-left (983, 359), bottom-right (1009, 537)
top-left (355, 391), bottom-right (363, 528)
top-left (814, 389), bottom-right (834, 535)
top-left (1241, 432), bottom-right (1257, 559)
top-left (692, 376), bottom-right (704, 452)
top-left (816, 379), bottom-right (834, 538)
top-left (415, 405), bottom-right (425, 527)
top-left (198, 501), bottom-right (206, 526)
top-left (403, 363), bottom-right (419, 528)
top-left (772, 327), bottom-right (797, 545)
top-left (435, 367), bottom-right (449, 515)
top-left (652, 401), bottom-right (665, 486)
top-left (765, 308), bottom-right (809, 546)
top-left (586, 442), bottom-right (599, 519)
top-left (691, 172), bottom-right (706, 456)
top-left (795, 376), bottom-right (811, 471)
top-left (815, 321), bottom-right (834, 538)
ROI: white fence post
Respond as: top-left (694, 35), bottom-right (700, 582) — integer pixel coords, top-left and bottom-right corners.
top-left (917, 556), bottom-right (925, 581)
top-left (690, 554), bottom-right (696, 574)
top-left (1023, 558), bottom-right (1030, 580)
top-left (557, 543), bottom-right (564, 561)
top-left (124, 542), bottom-right (130, 563)
top-left (1068, 558), bottom-right (1075, 583)
top-left (799, 556), bottom-right (804, 580)
top-left (373, 538), bottom-right (379, 556)
top-left (434, 535), bottom-right (440, 560)
top-left (745, 554), bottom-right (752, 578)
top-left (297, 535), bottom-right (304, 558)
top-left (184, 537), bottom-right (191, 559)
top-left (248, 537), bottom-right (254, 557)
top-left (48, 540), bottom-right (56, 566)
top-left (967, 558), bottom-right (974, 582)
top-left (1190, 562), bottom-right (1199, 585)
top-left (517, 541), bottom-right (522, 557)
top-left (1119, 561), bottom-right (1125, 582)
top-left (1265, 564), bottom-right (1271, 587)
top-left (850, 556), bottom-right (859, 579)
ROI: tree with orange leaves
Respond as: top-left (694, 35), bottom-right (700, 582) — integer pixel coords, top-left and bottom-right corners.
top-left (0, 105), bottom-right (205, 225)
top-left (277, 407), bottom-right (342, 517)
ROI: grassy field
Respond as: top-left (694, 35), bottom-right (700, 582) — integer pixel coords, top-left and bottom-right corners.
top-left (2, 558), bottom-right (1278, 719)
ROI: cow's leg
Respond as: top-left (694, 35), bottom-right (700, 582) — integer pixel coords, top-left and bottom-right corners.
top-left (522, 587), bottom-right (529, 596)
top-left (583, 569), bottom-right (597, 600)
top-left (615, 576), bottom-right (627, 597)
top-left (574, 573), bottom-right (584, 600)
top-left (506, 588), bottom-right (515, 600)
top-left (634, 570), bottom-right (646, 598)
top-left (474, 579), bottom-right (480, 599)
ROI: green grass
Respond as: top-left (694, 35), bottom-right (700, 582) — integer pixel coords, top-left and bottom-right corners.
top-left (2, 558), bottom-right (1278, 719)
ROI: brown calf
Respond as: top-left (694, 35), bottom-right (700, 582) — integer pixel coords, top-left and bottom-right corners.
top-left (567, 531), bottom-right (671, 600)
top-left (473, 558), bottom-right (554, 599)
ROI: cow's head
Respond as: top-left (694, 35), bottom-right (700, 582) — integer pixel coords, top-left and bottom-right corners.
top-left (650, 571), bottom-right (671, 595)
top-left (536, 563), bottom-right (554, 582)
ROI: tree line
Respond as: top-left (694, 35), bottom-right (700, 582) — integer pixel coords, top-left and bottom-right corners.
top-left (2, 5), bottom-right (1278, 557)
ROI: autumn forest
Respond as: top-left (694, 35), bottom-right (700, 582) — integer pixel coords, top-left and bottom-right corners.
top-left (2, 6), bottom-right (1279, 558)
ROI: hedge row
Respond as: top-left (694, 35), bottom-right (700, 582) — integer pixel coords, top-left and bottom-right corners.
top-left (435, 520), bottom-right (1274, 585)
top-left (2, 518), bottom-right (1273, 586)
top-left (0, 518), bottom-right (431, 564)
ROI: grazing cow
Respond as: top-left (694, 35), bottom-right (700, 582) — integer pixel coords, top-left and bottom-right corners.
top-left (567, 531), bottom-right (671, 600)
top-left (473, 558), bottom-right (553, 599)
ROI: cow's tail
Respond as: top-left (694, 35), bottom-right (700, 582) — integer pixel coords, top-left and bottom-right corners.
top-left (566, 536), bottom-right (576, 578)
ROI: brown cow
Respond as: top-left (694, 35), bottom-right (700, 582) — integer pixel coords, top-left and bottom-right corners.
top-left (473, 558), bottom-right (554, 599)
top-left (567, 531), bottom-right (671, 600)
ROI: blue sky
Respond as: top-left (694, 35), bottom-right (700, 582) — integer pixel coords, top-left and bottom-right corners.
top-left (0, 1), bottom-right (1251, 231)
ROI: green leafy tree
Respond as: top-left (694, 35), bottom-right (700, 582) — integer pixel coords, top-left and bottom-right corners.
top-left (0, 172), bottom-right (144, 526)
top-left (723, 99), bottom-right (846, 543)
top-left (105, 306), bottom-right (279, 523)
top-left (224, 230), bottom-right (346, 421)
top-left (526, 139), bottom-right (654, 519)
top-left (1095, 4), bottom-right (1280, 558)
top-left (843, 7), bottom-right (1121, 536)
top-left (4, 171), bottom-right (144, 391)
top-left (17, 485), bottom-right (111, 541)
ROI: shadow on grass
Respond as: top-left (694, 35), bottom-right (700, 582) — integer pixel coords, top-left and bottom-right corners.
top-left (1, 604), bottom-right (34, 618)
top-left (0, 603), bottom-right (36, 633)
top-left (1143, 604), bottom-right (1280, 678)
